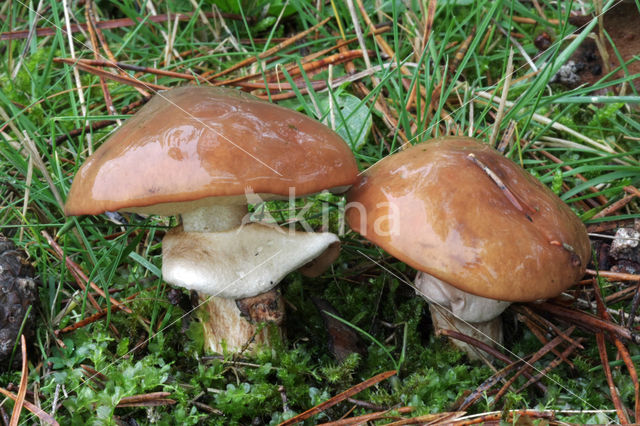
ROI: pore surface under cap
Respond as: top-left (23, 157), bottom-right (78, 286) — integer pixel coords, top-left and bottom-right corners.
top-left (161, 223), bottom-right (339, 299)
top-left (346, 137), bottom-right (590, 302)
top-left (65, 86), bottom-right (358, 216)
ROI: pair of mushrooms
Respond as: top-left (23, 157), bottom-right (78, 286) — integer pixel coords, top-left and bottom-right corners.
top-left (65, 86), bottom-right (589, 357)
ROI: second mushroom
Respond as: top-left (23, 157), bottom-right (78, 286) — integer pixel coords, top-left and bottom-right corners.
top-left (346, 137), bottom-right (590, 359)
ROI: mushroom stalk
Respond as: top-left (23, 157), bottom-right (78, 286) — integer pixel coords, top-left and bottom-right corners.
top-left (415, 272), bottom-right (509, 360)
top-left (162, 204), bottom-right (339, 353)
top-left (182, 204), bottom-right (248, 232)
top-left (198, 289), bottom-right (284, 354)
top-left (180, 204), bottom-right (282, 353)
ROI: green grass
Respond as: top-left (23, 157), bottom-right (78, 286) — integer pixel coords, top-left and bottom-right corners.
top-left (1, 0), bottom-right (639, 424)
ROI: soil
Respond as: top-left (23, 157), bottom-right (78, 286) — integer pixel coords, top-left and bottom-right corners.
top-left (551, 2), bottom-right (640, 91)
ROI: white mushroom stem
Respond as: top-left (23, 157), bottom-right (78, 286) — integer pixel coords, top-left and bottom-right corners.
top-left (162, 204), bottom-right (339, 353)
top-left (181, 204), bottom-right (248, 232)
top-left (414, 272), bottom-right (510, 360)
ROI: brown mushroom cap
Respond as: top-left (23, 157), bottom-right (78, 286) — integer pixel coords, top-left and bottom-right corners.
top-left (346, 137), bottom-right (590, 302)
top-left (65, 86), bottom-right (358, 216)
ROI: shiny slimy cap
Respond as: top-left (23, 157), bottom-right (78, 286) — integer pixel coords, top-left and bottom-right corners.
top-left (346, 137), bottom-right (590, 302)
top-left (65, 86), bottom-right (358, 216)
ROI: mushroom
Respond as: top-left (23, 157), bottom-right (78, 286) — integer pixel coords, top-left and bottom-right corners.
top-left (345, 137), bottom-right (590, 359)
top-left (65, 86), bottom-right (358, 353)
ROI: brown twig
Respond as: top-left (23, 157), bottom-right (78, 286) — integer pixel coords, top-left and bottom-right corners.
top-left (451, 410), bottom-right (556, 425)
top-left (596, 331), bottom-right (630, 424)
top-left (492, 327), bottom-right (576, 405)
top-left (439, 329), bottom-right (546, 394)
top-left (423, 30), bottom-right (476, 138)
top-left (627, 284), bottom-right (640, 328)
top-left (116, 392), bottom-right (176, 408)
top-left (80, 364), bottom-right (175, 407)
top-left (450, 29), bottom-right (476, 74)
top-left (592, 279), bottom-right (639, 423)
top-left (354, 0), bottom-right (395, 60)
top-left (226, 79), bottom-right (327, 93)
top-left (9, 335), bottom-right (27, 426)
top-left (55, 290), bottom-right (141, 335)
top-left (41, 230), bottom-right (133, 314)
top-left (405, 0), bottom-right (436, 112)
top-left (520, 316), bottom-right (576, 367)
top-left (353, 0), bottom-right (429, 140)
top-left (80, 364), bottom-right (107, 390)
top-left (592, 194), bottom-right (636, 219)
top-left (591, 185), bottom-right (640, 220)
top-left (613, 336), bottom-right (640, 421)
top-left (516, 336), bottom-right (584, 394)
top-left (385, 411), bottom-right (465, 425)
top-left (533, 302), bottom-right (640, 343)
top-left (352, 0), bottom-right (418, 133)
top-left (278, 370), bottom-right (397, 426)
top-left (318, 406), bottom-right (414, 426)
top-left (625, 186), bottom-right (640, 198)
top-left (511, 16), bottom-right (560, 25)
top-left (516, 305), bottom-right (584, 351)
top-left (0, 12), bottom-right (250, 41)
top-left (438, 328), bottom-right (508, 366)
top-left (587, 219), bottom-right (636, 233)
top-left (55, 310), bottom-right (110, 335)
top-left (496, 120), bottom-right (517, 153)
top-left (204, 17), bottom-right (331, 81)
top-left (606, 284), bottom-right (640, 304)
top-left (351, 0), bottom-right (416, 148)
top-left (515, 141), bottom-right (595, 211)
top-left (54, 119), bottom-right (118, 145)
top-left (43, 249), bottom-right (102, 315)
top-left (0, 387), bottom-right (57, 426)
top-left (91, 3), bottom-right (150, 98)
top-left (63, 58), bottom-right (210, 83)
top-left (192, 401), bottom-right (223, 415)
top-left (85, 2), bottom-right (116, 119)
top-left (586, 269), bottom-right (640, 282)
top-left (345, 398), bottom-right (386, 411)
top-left (456, 364), bottom-right (514, 411)
top-left (54, 58), bottom-right (169, 92)
top-left (1, 404), bottom-right (9, 426)
top-left (252, 26), bottom-right (390, 83)
top-left (224, 50), bottom-right (373, 89)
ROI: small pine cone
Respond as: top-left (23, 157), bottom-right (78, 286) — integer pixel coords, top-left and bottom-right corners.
top-left (0, 234), bottom-right (38, 368)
